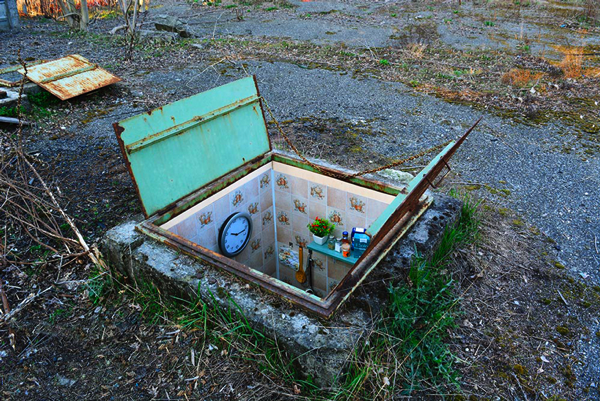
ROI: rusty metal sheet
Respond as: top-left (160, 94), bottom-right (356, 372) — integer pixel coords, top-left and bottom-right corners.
top-left (0, 60), bottom-right (46, 87)
top-left (17, 54), bottom-right (120, 100)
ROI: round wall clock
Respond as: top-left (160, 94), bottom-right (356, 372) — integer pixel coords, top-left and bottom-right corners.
top-left (218, 212), bottom-right (253, 257)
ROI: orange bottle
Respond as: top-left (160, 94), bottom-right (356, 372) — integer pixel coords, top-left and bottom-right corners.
top-left (341, 231), bottom-right (351, 257)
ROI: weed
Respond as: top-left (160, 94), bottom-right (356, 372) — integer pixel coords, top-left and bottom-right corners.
top-left (336, 191), bottom-right (481, 397)
top-left (265, 6), bottom-right (278, 11)
top-left (484, 20), bottom-right (495, 27)
top-left (501, 68), bottom-right (544, 87)
top-left (379, 59), bottom-right (390, 66)
top-left (0, 106), bottom-right (20, 118)
top-left (91, 264), bottom-right (303, 390)
top-left (390, 13), bottom-right (397, 17)
top-left (23, 90), bottom-right (61, 120)
top-left (28, 90), bottom-right (59, 108)
top-left (86, 267), bottom-right (113, 305)
top-left (48, 308), bottom-right (69, 324)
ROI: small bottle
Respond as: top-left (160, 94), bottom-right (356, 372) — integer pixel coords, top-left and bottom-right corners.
top-left (341, 231), bottom-right (350, 245)
top-left (328, 237), bottom-right (336, 250)
top-left (341, 231), bottom-right (351, 257)
top-left (342, 242), bottom-right (351, 258)
top-left (335, 237), bottom-right (342, 252)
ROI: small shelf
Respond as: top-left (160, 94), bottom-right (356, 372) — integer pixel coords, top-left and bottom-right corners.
top-left (307, 241), bottom-right (357, 265)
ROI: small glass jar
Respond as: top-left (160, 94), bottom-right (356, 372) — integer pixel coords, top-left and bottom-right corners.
top-left (328, 237), bottom-right (336, 250)
top-left (342, 243), bottom-right (351, 258)
top-left (335, 238), bottom-right (342, 252)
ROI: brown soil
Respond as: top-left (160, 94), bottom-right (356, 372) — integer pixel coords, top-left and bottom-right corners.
top-left (448, 202), bottom-right (600, 399)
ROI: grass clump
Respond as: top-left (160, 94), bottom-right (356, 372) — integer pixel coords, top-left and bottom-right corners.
top-left (0, 106), bottom-right (21, 118)
top-left (335, 190), bottom-right (481, 398)
top-left (88, 263), bottom-right (311, 392)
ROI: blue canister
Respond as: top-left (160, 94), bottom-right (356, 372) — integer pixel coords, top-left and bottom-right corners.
top-left (351, 227), bottom-right (370, 256)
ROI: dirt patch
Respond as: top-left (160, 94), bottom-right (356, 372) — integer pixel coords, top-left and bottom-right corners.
top-left (0, 263), bottom-right (299, 400)
top-left (448, 202), bottom-right (600, 399)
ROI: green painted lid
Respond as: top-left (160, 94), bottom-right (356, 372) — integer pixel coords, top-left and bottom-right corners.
top-left (114, 76), bottom-right (271, 217)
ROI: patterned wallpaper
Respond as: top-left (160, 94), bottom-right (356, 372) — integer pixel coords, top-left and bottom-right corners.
top-left (167, 164), bottom-right (391, 299)
top-left (169, 170), bottom-right (276, 276)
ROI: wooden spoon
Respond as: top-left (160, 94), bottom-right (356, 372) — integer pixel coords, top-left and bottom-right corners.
top-left (296, 245), bottom-right (307, 284)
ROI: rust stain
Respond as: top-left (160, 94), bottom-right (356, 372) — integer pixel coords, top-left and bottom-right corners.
top-left (113, 122), bottom-right (149, 218)
top-left (17, 54), bottom-right (120, 100)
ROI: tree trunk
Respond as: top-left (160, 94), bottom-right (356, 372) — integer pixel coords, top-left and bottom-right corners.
top-left (56, 0), bottom-right (77, 29)
top-left (80, 0), bottom-right (89, 31)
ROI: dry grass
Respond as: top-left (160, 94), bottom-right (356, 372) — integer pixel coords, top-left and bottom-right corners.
top-left (405, 42), bottom-right (428, 59)
top-left (552, 46), bottom-right (600, 79)
top-left (501, 68), bottom-right (545, 87)
top-left (418, 83), bottom-right (486, 103)
top-left (558, 47), bottom-right (584, 79)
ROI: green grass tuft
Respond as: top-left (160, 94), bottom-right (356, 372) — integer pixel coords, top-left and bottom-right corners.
top-left (335, 190), bottom-right (481, 398)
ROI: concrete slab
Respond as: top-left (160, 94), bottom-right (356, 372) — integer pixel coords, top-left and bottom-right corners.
top-left (0, 89), bottom-right (30, 112)
top-left (102, 189), bottom-right (460, 388)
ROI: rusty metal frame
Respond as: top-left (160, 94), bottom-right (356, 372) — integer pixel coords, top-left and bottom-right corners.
top-left (136, 151), bottom-right (433, 318)
top-left (133, 117), bottom-right (481, 318)
top-left (116, 72), bottom-right (481, 318)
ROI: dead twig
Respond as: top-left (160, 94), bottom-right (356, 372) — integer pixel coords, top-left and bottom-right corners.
top-left (0, 287), bottom-right (52, 325)
top-left (0, 279), bottom-right (15, 349)
top-left (557, 289), bottom-right (568, 306)
top-left (0, 279), bottom-right (10, 318)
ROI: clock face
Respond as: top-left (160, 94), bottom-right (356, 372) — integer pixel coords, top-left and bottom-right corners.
top-left (218, 212), bottom-right (253, 257)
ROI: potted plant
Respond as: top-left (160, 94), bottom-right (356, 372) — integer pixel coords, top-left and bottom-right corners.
top-left (307, 217), bottom-right (335, 245)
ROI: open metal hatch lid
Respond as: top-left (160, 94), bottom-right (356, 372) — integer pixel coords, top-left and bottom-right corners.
top-left (113, 76), bottom-right (271, 217)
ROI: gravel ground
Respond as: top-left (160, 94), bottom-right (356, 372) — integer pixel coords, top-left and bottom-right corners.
top-left (166, 0), bottom-right (600, 60)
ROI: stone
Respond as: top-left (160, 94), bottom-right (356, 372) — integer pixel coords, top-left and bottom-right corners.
top-left (154, 15), bottom-right (193, 38)
top-left (139, 29), bottom-right (179, 42)
top-left (0, 89), bottom-right (31, 113)
top-left (57, 375), bottom-right (77, 387)
top-left (101, 194), bottom-right (460, 388)
top-left (377, 169), bottom-right (414, 185)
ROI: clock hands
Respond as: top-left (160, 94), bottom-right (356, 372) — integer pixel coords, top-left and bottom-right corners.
top-left (231, 228), bottom-right (247, 236)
